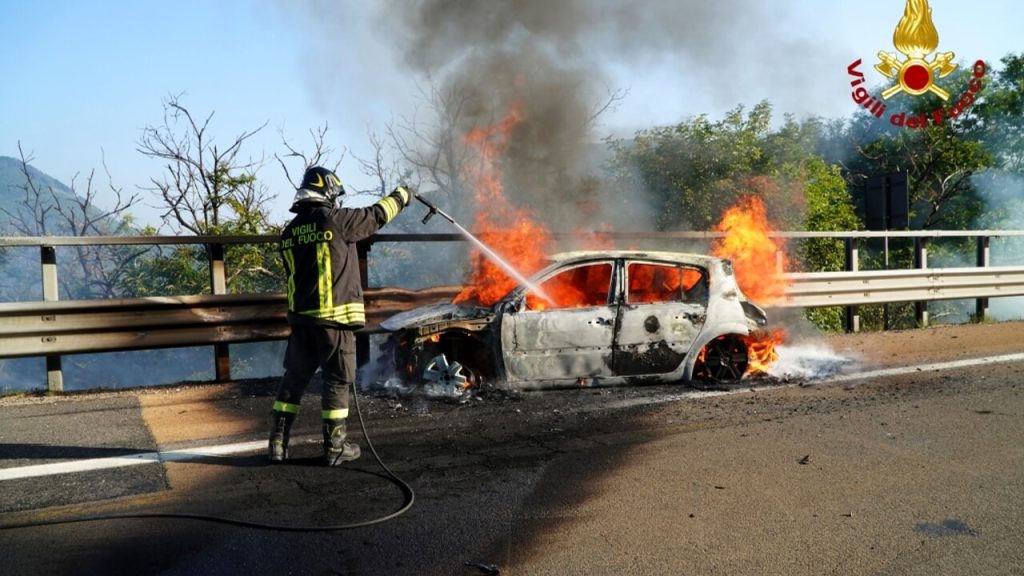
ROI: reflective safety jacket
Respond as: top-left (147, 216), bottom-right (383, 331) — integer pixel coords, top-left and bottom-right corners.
top-left (280, 189), bottom-right (409, 328)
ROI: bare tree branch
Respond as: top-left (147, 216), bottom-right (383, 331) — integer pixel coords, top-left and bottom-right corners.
top-left (138, 93), bottom-right (269, 234)
top-left (4, 142), bottom-right (145, 298)
top-left (275, 123), bottom-right (343, 185)
top-left (584, 87), bottom-right (628, 130)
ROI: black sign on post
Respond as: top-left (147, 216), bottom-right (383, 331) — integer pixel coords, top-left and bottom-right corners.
top-left (864, 173), bottom-right (910, 230)
top-left (888, 172), bottom-right (909, 229)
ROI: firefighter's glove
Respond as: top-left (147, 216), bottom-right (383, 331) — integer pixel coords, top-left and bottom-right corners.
top-left (392, 185), bottom-right (415, 207)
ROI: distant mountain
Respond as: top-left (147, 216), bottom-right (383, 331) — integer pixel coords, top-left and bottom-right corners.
top-left (0, 155), bottom-right (87, 235)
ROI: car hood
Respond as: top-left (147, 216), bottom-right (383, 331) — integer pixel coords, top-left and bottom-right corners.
top-left (379, 302), bottom-right (491, 332)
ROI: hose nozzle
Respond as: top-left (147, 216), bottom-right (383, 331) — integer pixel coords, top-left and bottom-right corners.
top-left (421, 205), bottom-right (437, 225)
top-left (415, 193), bottom-right (455, 226)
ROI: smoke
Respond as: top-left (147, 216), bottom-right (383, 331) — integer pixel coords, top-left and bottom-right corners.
top-left (972, 169), bottom-right (1024, 320)
top-left (768, 342), bottom-right (859, 382)
top-left (369, 0), bottom-right (837, 232)
top-left (379, 0), bottom-right (602, 230)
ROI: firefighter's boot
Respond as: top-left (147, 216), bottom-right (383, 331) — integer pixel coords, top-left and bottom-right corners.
top-left (268, 411), bottom-right (295, 462)
top-left (323, 419), bottom-right (361, 466)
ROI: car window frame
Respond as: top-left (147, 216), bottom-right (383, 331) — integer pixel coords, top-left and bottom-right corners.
top-left (520, 260), bottom-right (616, 312)
top-left (623, 260), bottom-right (708, 306)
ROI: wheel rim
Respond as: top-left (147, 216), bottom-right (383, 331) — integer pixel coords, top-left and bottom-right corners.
top-left (700, 337), bottom-right (748, 382)
top-left (423, 354), bottom-right (469, 388)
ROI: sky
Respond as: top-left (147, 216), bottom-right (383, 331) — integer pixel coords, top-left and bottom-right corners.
top-left (1, 0), bottom-right (1021, 228)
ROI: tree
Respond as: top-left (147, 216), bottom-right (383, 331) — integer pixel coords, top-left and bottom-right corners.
top-left (966, 54), bottom-right (1024, 240)
top-left (134, 96), bottom-right (282, 295)
top-left (1, 143), bottom-right (144, 299)
top-left (138, 94), bottom-right (272, 235)
top-left (799, 158), bottom-right (862, 330)
top-left (604, 101), bottom-right (778, 231)
top-left (968, 53), bottom-right (1024, 173)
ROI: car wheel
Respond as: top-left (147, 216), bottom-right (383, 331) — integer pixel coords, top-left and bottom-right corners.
top-left (417, 343), bottom-right (481, 391)
top-left (423, 353), bottom-right (470, 388)
top-left (697, 336), bottom-right (749, 383)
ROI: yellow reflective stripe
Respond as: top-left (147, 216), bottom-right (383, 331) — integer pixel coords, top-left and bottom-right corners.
top-left (317, 242), bottom-right (332, 314)
top-left (297, 302), bottom-right (365, 324)
top-left (322, 408), bottom-right (349, 420)
top-left (395, 187), bottom-right (410, 205)
top-left (283, 248), bottom-right (296, 311)
top-left (273, 401), bottom-right (301, 414)
top-left (377, 196), bottom-right (401, 223)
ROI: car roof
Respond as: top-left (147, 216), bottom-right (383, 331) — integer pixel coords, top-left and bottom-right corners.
top-left (547, 250), bottom-right (723, 268)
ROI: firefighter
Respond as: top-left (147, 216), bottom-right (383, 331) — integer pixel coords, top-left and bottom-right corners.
top-left (269, 166), bottom-right (413, 466)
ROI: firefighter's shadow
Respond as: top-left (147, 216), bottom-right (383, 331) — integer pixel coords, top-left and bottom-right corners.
top-left (0, 443), bottom-right (155, 461)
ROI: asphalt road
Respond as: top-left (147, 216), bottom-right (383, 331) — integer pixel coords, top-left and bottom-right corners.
top-left (1, 321), bottom-right (1023, 575)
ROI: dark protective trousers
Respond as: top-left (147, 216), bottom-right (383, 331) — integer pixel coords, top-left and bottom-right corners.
top-left (274, 323), bottom-right (356, 416)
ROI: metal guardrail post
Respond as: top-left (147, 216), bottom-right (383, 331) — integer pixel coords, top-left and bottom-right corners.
top-left (41, 245), bottom-right (63, 392)
top-left (976, 235), bottom-right (990, 321)
top-left (208, 242), bottom-right (231, 382)
top-left (844, 238), bottom-right (860, 333)
top-left (914, 238), bottom-right (929, 327)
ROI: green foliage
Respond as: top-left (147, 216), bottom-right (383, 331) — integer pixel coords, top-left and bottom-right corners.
top-left (859, 126), bottom-right (989, 229)
top-left (118, 244), bottom-right (209, 297)
top-left (800, 159), bottom-right (861, 271)
top-left (968, 53), bottom-right (1024, 172)
top-left (604, 101), bottom-right (776, 230)
top-left (795, 159), bottom-right (861, 331)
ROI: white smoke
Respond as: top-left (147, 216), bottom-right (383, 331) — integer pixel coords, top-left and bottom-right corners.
top-left (972, 169), bottom-right (1024, 320)
top-left (768, 342), bottom-right (859, 382)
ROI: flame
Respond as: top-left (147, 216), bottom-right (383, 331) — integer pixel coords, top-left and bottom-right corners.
top-left (709, 196), bottom-right (790, 376)
top-left (524, 262), bottom-right (613, 311)
top-left (711, 196), bottom-right (789, 304)
top-left (454, 103), bottom-right (552, 306)
top-left (743, 329), bottom-right (785, 375)
top-left (893, 0), bottom-right (939, 59)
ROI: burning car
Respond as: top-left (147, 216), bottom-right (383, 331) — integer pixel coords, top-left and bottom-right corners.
top-left (376, 250), bottom-right (773, 393)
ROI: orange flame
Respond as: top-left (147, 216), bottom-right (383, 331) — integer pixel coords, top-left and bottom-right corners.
top-left (711, 196), bottom-right (789, 305)
top-left (743, 328), bottom-right (785, 375)
top-left (454, 104), bottom-right (551, 306)
top-left (711, 195), bottom-right (790, 376)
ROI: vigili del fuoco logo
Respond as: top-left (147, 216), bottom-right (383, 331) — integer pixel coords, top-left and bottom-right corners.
top-left (847, 0), bottom-right (986, 129)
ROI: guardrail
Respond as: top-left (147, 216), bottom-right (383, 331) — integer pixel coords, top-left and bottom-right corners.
top-left (2, 231), bottom-right (1023, 391)
top-left (0, 287), bottom-right (462, 358)
top-left (780, 266), bottom-right (1024, 307)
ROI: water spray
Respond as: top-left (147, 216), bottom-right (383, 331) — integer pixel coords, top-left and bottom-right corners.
top-left (415, 193), bottom-right (552, 303)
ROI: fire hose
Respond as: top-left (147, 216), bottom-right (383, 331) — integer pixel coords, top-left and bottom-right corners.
top-left (0, 389), bottom-right (415, 532)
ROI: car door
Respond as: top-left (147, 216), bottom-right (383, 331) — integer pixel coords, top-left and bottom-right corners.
top-left (612, 260), bottom-right (707, 377)
top-left (500, 261), bottom-right (617, 386)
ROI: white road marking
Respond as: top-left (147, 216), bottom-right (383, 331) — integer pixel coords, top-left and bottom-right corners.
top-left (3, 352), bottom-right (1024, 482)
top-left (823, 352), bottom-right (1024, 383)
top-left (0, 439), bottom-right (267, 482)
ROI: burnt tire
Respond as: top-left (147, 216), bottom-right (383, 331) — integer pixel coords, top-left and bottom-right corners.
top-left (697, 336), bottom-right (748, 383)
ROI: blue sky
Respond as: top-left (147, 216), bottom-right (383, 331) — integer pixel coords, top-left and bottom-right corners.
top-left (1, 0), bottom-right (1021, 227)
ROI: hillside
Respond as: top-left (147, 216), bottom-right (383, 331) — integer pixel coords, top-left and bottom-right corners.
top-left (0, 155), bottom-right (86, 235)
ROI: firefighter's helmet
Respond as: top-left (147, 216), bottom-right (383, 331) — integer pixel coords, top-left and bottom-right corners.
top-left (299, 166), bottom-right (345, 202)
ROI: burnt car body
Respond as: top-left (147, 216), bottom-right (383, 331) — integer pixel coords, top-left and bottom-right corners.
top-left (377, 250), bottom-right (769, 391)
